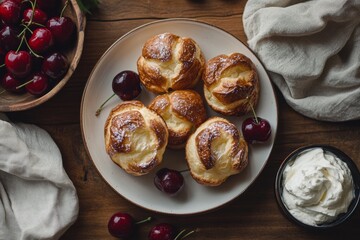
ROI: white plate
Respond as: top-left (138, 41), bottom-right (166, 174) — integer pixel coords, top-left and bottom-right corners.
top-left (81, 19), bottom-right (278, 215)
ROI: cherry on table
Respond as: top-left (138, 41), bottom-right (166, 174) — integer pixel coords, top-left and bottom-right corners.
top-left (108, 212), bottom-right (135, 238)
top-left (107, 212), bottom-right (151, 239)
top-left (5, 50), bottom-right (32, 79)
top-left (242, 117), bottom-right (271, 144)
top-left (154, 168), bottom-right (184, 196)
top-left (28, 27), bottom-right (54, 54)
top-left (148, 223), bottom-right (176, 240)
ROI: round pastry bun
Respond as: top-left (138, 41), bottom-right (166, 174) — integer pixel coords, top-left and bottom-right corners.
top-left (137, 32), bottom-right (205, 94)
top-left (185, 117), bottom-right (248, 186)
top-left (104, 101), bottom-right (168, 176)
top-left (149, 90), bottom-right (207, 149)
top-left (202, 53), bottom-right (259, 116)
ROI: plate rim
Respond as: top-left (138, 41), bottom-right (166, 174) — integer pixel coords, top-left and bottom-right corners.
top-left (80, 18), bottom-right (279, 215)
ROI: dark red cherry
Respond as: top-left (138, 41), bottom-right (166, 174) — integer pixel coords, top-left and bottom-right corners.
top-left (42, 52), bottom-right (68, 79)
top-left (0, 26), bottom-right (21, 51)
top-left (31, 0), bottom-right (60, 12)
top-left (148, 223), bottom-right (176, 240)
top-left (5, 50), bottom-right (32, 78)
top-left (22, 8), bottom-right (48, 27)
top-left (1, 72), bottom-right (25, 93)
top-left (25, 72), bottom-right (49, 95)
top-left (95, 70), bottom-right (142, 116)
top-left (154, 168), bottom-right (184, 195)
top-left (0, 46), bottom-right (5, 63)
top-left (0, 0), bottom-right (21, 26)
top-left (28, 27), bottom-right (54, 53)
top-left (242, 117), bottom-right (271, 143)
top-left (112, 70), bottom-right (142, 101)
top-left (108, 212), bottom-right (135, 239)
top-left (46, 16), bottom-right (75, 46)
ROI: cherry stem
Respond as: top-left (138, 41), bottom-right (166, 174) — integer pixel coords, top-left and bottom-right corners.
top-left (95, 93), bottom-right (116, 117)
top-left (24, 22), bottom-right (45, 28)
top-left (174, 229), bottom-right (196, 240)
top-left (179, 169), bottom-right (190, 173)
top-left (24, 36), bottom-right (43, 58)
top-left (16, 78), bottom-right (34, 89)
top-left (180, 229), bottom-right (196, 239)
top-left (0, 89), bottom-right (6, 95)
top-left (60, 0), bottom-right (69, 18)
top-left (247, 97), bottom-right (259, 124)
top-left (135, 216), bottom-right (152, 225)
top-left (0, 64), bottom-right (5, 68)
top-left (28, 0), bottom-right (37, 26)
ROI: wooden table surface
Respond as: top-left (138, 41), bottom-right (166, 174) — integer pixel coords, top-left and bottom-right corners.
top-left (7, 0), bottom-right (360, 239)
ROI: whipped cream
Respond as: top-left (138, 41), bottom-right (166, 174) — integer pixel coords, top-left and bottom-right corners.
top-left (282, 147), bottom-right (354, 226)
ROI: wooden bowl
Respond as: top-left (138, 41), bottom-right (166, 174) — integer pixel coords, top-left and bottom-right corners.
top-left (0, 0), bottom-right (86, 112)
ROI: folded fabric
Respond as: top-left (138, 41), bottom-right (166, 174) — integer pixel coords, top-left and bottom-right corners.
top-left (243, 0), bottom-right (360, 121)
top-left (0, 114), bottom-right (78, 240)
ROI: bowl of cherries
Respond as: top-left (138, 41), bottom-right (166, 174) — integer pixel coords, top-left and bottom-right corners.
top-left (0, 0), bottom-right (85, 111)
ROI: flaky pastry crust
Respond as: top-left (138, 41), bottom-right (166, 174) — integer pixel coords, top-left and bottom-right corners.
top-left (137, 33), bottom-right (205, 93)
top-left (185, 117), bottom-right (248, 186)
top-left (149, 90), bottom-right (207, 149)
top-left (104, 101), bottom-right (168, 176)
top-left (202, 53), bottom-right (260, 116)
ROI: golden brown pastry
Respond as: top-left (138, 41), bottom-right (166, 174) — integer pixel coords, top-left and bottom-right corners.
top-left (185, 117), bottom-right (248, 186)
top-left (149, 90), bottom-right (207, 149)
top-left (202, 53), bottom-right (259, 116)
top-left (104, 101), bottom-right (168, 176)
top-left (137, 33), bottom-right (205, 94)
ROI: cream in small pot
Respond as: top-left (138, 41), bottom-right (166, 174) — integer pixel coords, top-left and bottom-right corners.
top-left (282, 147), bottom-right (354, 226)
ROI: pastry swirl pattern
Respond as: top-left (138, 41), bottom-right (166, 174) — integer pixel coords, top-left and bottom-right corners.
top-left (137, 33), bottom-right (205, 93)
top-left (202, 52), bottom-right (259, 116)
top-left (104, 101), bottom-right (168, 176)
top-left (149, 90), bottom-right (207, 148)
top-left (186, 117), bottom-right (248, 186)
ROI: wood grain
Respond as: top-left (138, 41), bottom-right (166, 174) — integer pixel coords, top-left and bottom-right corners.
top-left (6, 0), bottom-right (360, 239)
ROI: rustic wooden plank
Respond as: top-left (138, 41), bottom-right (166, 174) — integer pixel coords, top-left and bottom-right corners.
top-left (3, 0), bottom-right (360, 239)
top-left (88, 0), bottom-right (246, 21)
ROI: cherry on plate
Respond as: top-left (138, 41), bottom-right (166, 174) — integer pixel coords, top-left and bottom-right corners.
top-left (112, 70), bottom-right (142, 101)
top-left (95, 70), bottom-right (142, 116)
top-left (154, 168), bottom-right (184, 196)
top-left (242, 117), bottom-right (271, 144)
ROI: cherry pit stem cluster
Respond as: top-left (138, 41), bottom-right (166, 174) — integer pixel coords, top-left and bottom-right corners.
top-left (0, 0), bottom-right (75, 96)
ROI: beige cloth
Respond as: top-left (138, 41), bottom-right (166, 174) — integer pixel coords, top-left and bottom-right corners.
top-left (0, 114), bottom-right (78, 240)
top-left (243, 0), bottom-right (360, 121)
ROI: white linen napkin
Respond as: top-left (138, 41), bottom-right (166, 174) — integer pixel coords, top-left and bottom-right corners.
top-left (243, 0), bottom-right (360, 121)
top-left (0, 114), bottom-right (78, 240)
